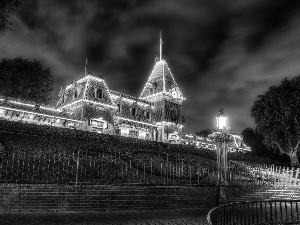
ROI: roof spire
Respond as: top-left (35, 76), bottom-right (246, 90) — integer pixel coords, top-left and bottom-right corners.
top-left (160, 30), bottom-right (163, 61)
top-left (85, 57), bottom-right (88, 76)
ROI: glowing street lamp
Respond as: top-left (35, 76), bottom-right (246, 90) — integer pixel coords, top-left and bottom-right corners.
top-left (216, 108), bottom-right (228, 130)
top-left (215, 108), bottom-right (230, 206)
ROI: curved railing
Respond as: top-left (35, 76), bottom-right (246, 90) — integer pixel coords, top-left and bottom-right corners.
top-left (207, 200), bottom-right (300, 225)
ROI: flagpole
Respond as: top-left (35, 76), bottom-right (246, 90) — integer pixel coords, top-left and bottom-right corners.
top-left (160, 31), bottom-right (162, 61)
top-left (85, 57), bottom-right (88, 76)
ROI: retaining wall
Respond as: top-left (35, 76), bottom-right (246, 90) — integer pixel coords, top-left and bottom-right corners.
top-left (0, 184), bottom-right (217, 212)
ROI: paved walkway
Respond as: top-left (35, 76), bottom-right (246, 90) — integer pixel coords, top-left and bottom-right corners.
top-left (0, 209), bottom-right (209, 225)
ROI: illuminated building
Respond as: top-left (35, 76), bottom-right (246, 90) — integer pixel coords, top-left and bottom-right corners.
top-left (0, 33), bottom-right (185, 143)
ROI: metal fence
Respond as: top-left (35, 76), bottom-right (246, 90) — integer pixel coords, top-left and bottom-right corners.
top-left (207, 200), bottom-right (300, 225)
top-left (0, 129), bottom-right (299, 187)
top-left (1, 146), bottom-right (299, 187)
top-left (0, 149), bottom-right (219, 185)
top-left (231, 161), bottom-right (300, 187)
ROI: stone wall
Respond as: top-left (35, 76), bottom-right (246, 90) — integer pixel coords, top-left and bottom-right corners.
top-left (0, 184), bottom-right (217, 212)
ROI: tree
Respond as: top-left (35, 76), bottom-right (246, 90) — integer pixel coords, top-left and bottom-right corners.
top-left (0, 58), bottom-right (54, 105)
top-left (241, 127), bottom-right (272, 156)
top-left (195, 128), bottom-right (215, 141)
top-left (251, 76), bottom-right (300, 166)
top-left (0, 0), bottom-right (22, 35)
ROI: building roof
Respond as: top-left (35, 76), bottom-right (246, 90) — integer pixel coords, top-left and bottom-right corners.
top-left (56, 73), bottom-right (116, 110)
top-left (0, 98), bottom-right (80, 122)
top-left (110, 90), bottom-right (154, 126)
top-left (139, 59), bottom-right (184, 100)
top-left (110, 90), bottom-right (152, 106)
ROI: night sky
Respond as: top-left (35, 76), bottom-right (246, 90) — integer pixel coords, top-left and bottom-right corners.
top-left (1, 0), bottom-right (300, 134)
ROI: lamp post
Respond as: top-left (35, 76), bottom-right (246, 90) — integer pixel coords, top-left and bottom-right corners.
top-left (215, 108), bottom-right (230, 206)
top-left (216, 108), bottom-right (228, 130)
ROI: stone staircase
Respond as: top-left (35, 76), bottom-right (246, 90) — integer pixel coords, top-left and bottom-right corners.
top-left (227, 185), bottom-right (300, 203)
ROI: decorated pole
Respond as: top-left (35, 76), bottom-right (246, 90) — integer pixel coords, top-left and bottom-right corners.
top-left (211, 108), bottom-right (233, 206)
top-left (214, 127), bottom-right (231, 185)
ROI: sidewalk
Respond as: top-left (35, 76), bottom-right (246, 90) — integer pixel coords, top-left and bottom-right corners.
top-left (0, 208), bottom-right (209, 225)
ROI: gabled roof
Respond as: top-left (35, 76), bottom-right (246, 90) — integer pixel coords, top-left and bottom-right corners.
top-left (83, 75), bottom-right (115, 106)
top-left (56, 73), bottom-right (116, 109)
top-left (56, 81), bottom-right (86, 108)
top-left (139, 59), bottom-right (184, 100)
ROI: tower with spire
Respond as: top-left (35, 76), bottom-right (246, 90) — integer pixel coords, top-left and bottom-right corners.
top-left (139, 32), bottom-right (185, 143)
top-left (0, 32), bottom-right (186, 143)
top-left (52, 32), bottom-right (186, 143)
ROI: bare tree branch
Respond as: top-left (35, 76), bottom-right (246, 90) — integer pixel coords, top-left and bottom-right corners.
top-left (272, 140), bottom-right (286, 155)
top-left (294, 140), bottom-right (300, 151)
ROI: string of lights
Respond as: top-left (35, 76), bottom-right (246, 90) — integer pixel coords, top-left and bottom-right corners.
top-left (115, 116), bottom-right (157, 127)
top-left (58, 99), bottom-right (118, 110)
top-left (0, 98), bottom-right (60, 111)
top-left (0, 105), bottom-right (83, 123)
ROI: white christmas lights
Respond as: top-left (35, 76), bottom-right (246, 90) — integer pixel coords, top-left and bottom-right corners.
top-left (66, 75), bottom-right (103, 90)
top-left (156, 121), bottom-right (184, 128)
top-left (139, 59), bottom-right (185, 101)
top-left (140, 91), bottom-right (185, 101)
top-left (0, 106), bottom-right (83, 123)
top-left (91, 117), bottom-right (104, 122)
top-left (115, 116), bottom-right (156, 127)
top-left (0, 98), bottom-right (60, 111)
top-left (110, 94), bottom-right (151, 107)
top-left (58, 99), bottom-right (118, 110)
top-left (166, 64), bottom-right (180, 90)
top-left (83, 77), bottom-right (90, 98)
top-left (139, 60), bottom-right (164, 98)
top-left (65, 75), bottom-right (114, 103)
top-left (98, 79), bottom-right (114, 103)
top-left (162, 61), bottom-right (166, 92)
top-left (57, 99), bottom-right (82, 109)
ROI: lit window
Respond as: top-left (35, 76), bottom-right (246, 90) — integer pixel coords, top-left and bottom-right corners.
top-left (68, 122), bottom-right (75, 129)
top-left (90, 119), bottom-right (107, 130)
top-left (129, 130), bottom-right (138, 137)
top-left (96, 89), bottom-right (103, 99)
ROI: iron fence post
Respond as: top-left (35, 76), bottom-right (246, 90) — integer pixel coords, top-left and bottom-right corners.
top-left (75, 148), bottom-right (80, 186)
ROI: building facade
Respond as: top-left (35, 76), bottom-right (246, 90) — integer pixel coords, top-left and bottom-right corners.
top-left (55, 55), bottom-right (185, 143)
top-left (0, 54), bottom-right (185, 144)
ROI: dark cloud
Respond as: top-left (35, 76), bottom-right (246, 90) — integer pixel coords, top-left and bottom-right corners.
top-left (1, 0), bottom-right (300, 133)
top-left (234, 0), bottom-right (300, 51)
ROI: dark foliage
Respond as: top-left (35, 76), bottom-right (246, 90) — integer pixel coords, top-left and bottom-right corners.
top-left (195, 128), bottom-right (215, 141)
top-left (0, 58), bottom-right (54, 105)
top-left (0, 0), bottom-right (22, 35)
top-left (241, 127), bottom-right (290, 163)
top-left (251, 76), bottom-right (300, 166)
